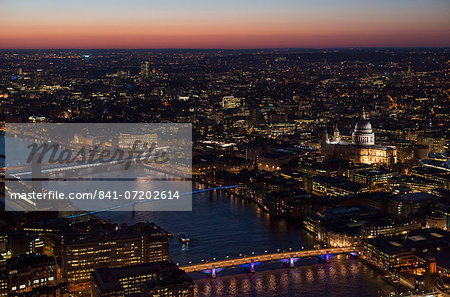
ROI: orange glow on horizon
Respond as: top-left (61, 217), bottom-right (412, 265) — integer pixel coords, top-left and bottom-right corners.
top-left (1, 0), bottom-right (449, 49)
top-left (2, 31), bottom-right (449, 49)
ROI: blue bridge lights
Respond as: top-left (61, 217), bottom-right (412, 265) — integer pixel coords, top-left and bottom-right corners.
top-left (183, 247), bottom-right (359, 278)
top-left (240, 259), bottom-right (262, 273)
top-left (202, 265), bottom-right (224, 278)
top-left (280, 254), bottom-right (300, 268)
top-left (66, 185), bottom-right (240, 219)
top-left (318, 251), bottom-right (335, 263)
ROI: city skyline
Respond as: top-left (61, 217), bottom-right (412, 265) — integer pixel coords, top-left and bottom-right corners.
top-left (0, 46), bottom-right (449, 296)
top-left (1, 0), bottom-right (450, 49)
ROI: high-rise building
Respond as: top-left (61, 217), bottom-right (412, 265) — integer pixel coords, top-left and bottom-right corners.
top-left (140, 61), bottom-right (150, 78)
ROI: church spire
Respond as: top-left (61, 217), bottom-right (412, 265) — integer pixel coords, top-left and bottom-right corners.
top-left (333, 123), bottom-right (340, 142)
top-left (322, 127), bottom-right (329, 143)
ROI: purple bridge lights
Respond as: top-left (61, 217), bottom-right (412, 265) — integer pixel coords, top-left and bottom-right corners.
top-left (183, 246), bottom-right (359, 278)
top-left (280, 254), bottom-right (300, 268)
top-left (241, 259), bottom-right (262, 272)
top-left (317, 251), bottom-right (334, 263)
top-left (202, 265), bottom-right (224, 279)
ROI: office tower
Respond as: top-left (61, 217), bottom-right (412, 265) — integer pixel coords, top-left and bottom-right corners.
top-left (141, 61), bottom-right (150, 78)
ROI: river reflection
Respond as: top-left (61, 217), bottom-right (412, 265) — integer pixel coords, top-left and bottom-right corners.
top-left (193, 256), bottom-right (394, 297)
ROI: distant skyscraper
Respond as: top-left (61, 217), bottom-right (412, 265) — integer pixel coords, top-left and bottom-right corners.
top-left (141, 61), bottom-right (150, 78)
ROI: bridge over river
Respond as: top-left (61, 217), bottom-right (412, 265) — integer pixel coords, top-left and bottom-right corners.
top-left (6, 147), bottom-right (173, 178)
top-left (180, 246), bottom-right (359, 278)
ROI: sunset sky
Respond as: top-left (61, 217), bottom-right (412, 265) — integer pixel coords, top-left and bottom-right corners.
top-left (1, 0), bottom-right (449, 49)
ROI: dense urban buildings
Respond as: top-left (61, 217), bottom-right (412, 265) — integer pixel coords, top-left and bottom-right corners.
top-left (0, 48), bottom-right (449, 296)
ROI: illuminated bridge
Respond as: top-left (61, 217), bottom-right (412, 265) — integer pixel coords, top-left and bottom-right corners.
top-left (180, 246), bottom-right (359, 278)
top-left (6, 147), bottom-right (174, 178)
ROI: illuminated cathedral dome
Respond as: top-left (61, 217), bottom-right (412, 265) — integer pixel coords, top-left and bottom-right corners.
top-left (354, 119), bottom-right (372, 132)
top-left (352, 110), bottom-right (375, 145)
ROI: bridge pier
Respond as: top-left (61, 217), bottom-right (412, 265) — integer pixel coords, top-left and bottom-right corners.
top-left (211, 265), bottom-right (216, 278)
top-left (289, 254), bottom-right (295, 268)
top-left (250, 259), bottom-right (255, 273)
top-left (318, 251), bottom-right (331, 263)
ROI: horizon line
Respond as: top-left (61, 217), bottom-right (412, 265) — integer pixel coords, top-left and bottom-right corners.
top-left (1, 46), bottom-right (449, 51)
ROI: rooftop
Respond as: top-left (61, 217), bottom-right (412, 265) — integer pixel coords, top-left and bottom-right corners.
top-left (93, 261), bottom-right (193, 294)
top-left (364, 228), bottom-right (450, 255)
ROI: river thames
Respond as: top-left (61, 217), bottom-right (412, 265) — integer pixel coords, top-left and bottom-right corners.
top-left (2, 136), bottom-right (395, 296)
top-left (98, 188), bottom-right (395, 297)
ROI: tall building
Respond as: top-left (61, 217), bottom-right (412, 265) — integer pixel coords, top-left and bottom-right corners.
top-left (321, 110), bottom-right (397, 167)
top-left (57, 223), bottom-right (170, 293)
top-left (140, 61), bottom-right (150, 78)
